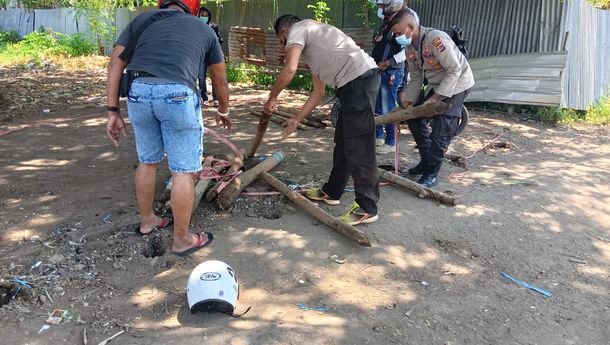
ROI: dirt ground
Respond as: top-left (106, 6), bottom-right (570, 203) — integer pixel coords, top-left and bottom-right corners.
top-left (1, 65), bottom-right (609, 345)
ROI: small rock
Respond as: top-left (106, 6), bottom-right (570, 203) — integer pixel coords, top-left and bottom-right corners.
top-left (73, 264), bottom-right (86, 271)
top-left (38, 295), bottom-right (47, 305)
top-left (49, 254), bottom-right (64, 264)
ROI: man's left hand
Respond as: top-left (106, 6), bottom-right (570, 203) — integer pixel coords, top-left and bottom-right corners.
top-left (281, 118), bottom-right (299, 139)
top-left (263, 97), bottom-right (277, 115)
top-left (377, 60), bottom-right (390, 72)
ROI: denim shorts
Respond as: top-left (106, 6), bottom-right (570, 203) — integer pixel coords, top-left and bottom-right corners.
top-left (127, 79), bottom-right (203, 173)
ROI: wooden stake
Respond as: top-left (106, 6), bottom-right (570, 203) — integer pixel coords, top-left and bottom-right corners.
top-left (247, 109), bottom-right (273, 158)
top-left (259, 172), bottom-right (371, 247)
top-left (250, 110), bottom-right (310, 131)
top-left (378, 169), bottom-right (457, 206)
top-left (191, 157), bottom-right (216, 215)
top-left (216, 152), bottom-right (285, 210)
top-left (272, 110), bottom-right (326, 128)
top-left (374, 102), bottom-right (451, 125)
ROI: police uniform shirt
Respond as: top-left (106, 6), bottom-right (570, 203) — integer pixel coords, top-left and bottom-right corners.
top-left (404, 27), bottom-right (475, 104)
top-left (285, 19), bottom-right (377, 89)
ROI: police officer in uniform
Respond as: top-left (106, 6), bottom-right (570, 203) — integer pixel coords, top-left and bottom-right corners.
top-left (391, 8), bottom-right (474, 187)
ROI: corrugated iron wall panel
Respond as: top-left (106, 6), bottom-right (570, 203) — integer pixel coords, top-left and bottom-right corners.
top-left (229, 26), bottom-right (372, 70)
top-left (409, 0), bottom-right (562, 59)
top-left (561, 0), bottom-right (610, 109)
top-left (468, 51), bottom-right (567, 106)
top-left (0, 9), bottom-right (33, 37)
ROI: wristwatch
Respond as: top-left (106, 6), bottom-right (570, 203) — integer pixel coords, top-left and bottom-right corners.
top-left (107, 106), bottom-right (119, 113)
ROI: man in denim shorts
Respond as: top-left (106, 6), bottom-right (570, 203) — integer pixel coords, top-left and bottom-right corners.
top-left (106, 0), bottom-right (234, 256)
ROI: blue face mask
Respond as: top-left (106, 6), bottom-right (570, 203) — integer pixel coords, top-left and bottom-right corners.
top-left (199, 17), bottom-right (209, 24)
top-left (395, 34), bottom-right (412, 47)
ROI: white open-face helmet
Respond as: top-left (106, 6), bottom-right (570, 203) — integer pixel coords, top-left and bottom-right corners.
top-left (187, 260), bottom-right (239, 314)
top-left (374, 0), bottom-right (404, 15)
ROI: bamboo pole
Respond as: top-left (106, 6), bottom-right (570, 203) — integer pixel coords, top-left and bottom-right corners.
top-left (216, 152), bottom-right (285, 210)
top-left (259, 172), bottom-right (371, 247)
top-left (378, 169), bottom-right (457, 206)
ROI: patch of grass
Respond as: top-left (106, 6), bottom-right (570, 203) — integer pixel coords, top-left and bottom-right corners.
top-left (0, 30), bottom-right (19, 45)
top-left (535, 106), bottom-right (583, 125)
top-left (225, 63), bottom-right (323, 92)
top-left (585, 95), bottom-right (610, 125)
top-left (470, 101), bottom-right (609, 127)
top-left (0, 29), bottom-right (97, 67)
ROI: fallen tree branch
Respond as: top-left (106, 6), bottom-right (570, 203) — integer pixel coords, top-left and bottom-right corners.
top-left (259, 171), bottom-right (371, 247)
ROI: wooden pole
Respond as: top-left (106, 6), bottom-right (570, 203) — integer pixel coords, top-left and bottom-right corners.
top-left (378, 169), bottom-right (457, 205)
top-left (247, 110), bottom-right (273, 159)
top-left (191, 157), bottom-right (221, 215)
top-left (250, 110), bottom-right (310, 131)
top-left (216, 152), bottom-right (285, 210)
top-left (374, 102), bottom-right (451, 125)
top-left (259, 172), bottom-right (371, 247)
top-left (272, 110), bottom-right (326, 129)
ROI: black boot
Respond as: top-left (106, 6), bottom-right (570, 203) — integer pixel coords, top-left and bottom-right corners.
top-left (408, 161), bottom-right (426, 175)
top-left (408, 146), bottom-right (429, 175)
top-left (417, 162), bottom-right (442, 188)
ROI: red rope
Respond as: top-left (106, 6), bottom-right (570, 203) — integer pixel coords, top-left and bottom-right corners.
top-left (449, 133), bottom-right (502, 181)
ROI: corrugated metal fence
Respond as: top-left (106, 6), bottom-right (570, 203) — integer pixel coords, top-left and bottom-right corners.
top-left (1, 0), bottom-right (608, 109)
top-left (409, 0), bottom-right (564, 59)
top-left (561, 0), bottom-right (610, 109)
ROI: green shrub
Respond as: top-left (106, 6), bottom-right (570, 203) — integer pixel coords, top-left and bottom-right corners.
top-left (225, 63), bottom-right (328, 93)
top-left (54, 33), bottom-right (97, 57)
top-left (0, 30), bottom-right (19, 45)
top-left (585, 95), bottom-right (610, 125)
top-left (0, 30), bottom-right (96, 65)
top-left (535, 106), bottom-right (582, 125)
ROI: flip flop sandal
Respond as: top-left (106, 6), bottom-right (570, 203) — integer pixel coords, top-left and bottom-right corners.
top-left (134, 217), bottom-right (173, 236)
top-left (172, 232), bottom-right (214, 257)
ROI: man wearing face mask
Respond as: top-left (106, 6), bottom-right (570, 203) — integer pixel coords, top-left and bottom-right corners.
top-left (391, 8), bottom-right (474, 187)
top-left (263, 15), bottom-right (381, 226)
top-left (370, 0), bottom-right (406, 154)
top-left (198, 6), bottom-right (224, 107)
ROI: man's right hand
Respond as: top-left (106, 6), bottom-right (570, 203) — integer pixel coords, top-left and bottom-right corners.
top-left (107, 112), bottom-right (128, 147)
top-left (215, 114), bottom-right (235, 131)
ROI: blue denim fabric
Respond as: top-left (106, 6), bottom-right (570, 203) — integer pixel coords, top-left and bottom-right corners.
top-left (375, 68), bottom-right (404, 146)
top-left (127, 79), bottom-right (203, 173)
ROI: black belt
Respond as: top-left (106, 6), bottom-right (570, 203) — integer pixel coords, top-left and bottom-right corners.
top-left (358, 68), bottom-right (378, 79)
top-left (129, 70), bottom-right (157, 79)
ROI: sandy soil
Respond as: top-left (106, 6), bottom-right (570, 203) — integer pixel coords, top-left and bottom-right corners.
top-left (0, 70), bottom-right (609, 345)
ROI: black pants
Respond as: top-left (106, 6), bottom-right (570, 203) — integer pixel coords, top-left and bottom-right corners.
top-left (407, 89), bottom-right (469, 172)
top-left (198, 65), bottom-right (217, 101)
top-left (322, 70), bottom-right (381, 214)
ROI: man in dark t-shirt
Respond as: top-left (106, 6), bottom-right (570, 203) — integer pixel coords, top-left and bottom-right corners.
top-left (106, 0), bottom-right (234, 256)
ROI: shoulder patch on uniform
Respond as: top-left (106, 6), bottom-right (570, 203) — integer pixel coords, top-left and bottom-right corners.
top-left (432, 37), bottom-right (445, 53)
top-left (423, 46), bottom-right (433, 58)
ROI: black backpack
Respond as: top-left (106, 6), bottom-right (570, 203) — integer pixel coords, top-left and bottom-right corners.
top-left (448, 25), bottom-right (469, 59)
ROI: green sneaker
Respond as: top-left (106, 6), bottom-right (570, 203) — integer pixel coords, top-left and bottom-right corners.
top-left (338, 202), bottom-right (378, 226)
top-left (305, 188), bottom-right (340, 206)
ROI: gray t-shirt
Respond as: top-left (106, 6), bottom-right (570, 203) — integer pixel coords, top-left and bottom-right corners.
top-left (116, 9), bottom-right (224, 93)
top-left (285, 20), bottom-right (377, 89)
